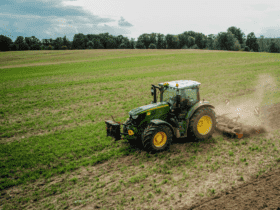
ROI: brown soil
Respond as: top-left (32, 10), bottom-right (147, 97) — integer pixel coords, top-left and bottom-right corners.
top-left (178, 102), bottom-right (280, 210)
top-left (178, 167), bottom-right (280, 210)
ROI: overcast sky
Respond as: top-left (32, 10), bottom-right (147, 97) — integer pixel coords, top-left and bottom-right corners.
top-left (1, 0), bottom-right (280, 42)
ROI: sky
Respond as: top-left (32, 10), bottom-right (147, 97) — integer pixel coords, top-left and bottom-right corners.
top-left (0, 0), bottom-right (280, 42)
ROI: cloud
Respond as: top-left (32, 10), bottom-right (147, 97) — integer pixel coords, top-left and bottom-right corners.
top-left (0, 0), bottom-right (129, 41)
top-left (118, 16), bottom-right (133, 27)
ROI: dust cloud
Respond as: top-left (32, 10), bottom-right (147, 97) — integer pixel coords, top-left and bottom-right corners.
top-left (214, 74), bottom-right (278, 135)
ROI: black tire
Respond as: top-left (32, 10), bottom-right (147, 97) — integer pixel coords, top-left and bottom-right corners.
top-left (142, 124), bottom-right (173, 153)
top-left (188, 107), bottom-right (216, 142)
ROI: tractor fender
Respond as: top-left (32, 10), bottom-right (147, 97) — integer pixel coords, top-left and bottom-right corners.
top-left (149, 119), bottom-right (176, 137)
top-left (186, 101), bottom-right (215, 120)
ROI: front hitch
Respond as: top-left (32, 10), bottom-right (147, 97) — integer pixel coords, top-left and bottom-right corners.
top-left (105, 120), bottom-right (122, 140)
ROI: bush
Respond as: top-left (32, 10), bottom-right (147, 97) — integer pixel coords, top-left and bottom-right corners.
top-left (47, 45), bottom-right (53, 50)
top-left (244, 46), bottom-right (250, 51)
top-left (181, 45), bottom-right (188, 49)
top-left (250, 49), bottom-right (254, 52)
top-left (148, 43), bottom-right (157, 49)
top-left (61, 46), bottom-right (68, 50)
top-left (40, 45), bottom-right (45, 50)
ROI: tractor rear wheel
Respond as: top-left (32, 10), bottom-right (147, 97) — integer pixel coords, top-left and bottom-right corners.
top-left (142, 124), bottom-right (173, 153)
top-left (188, 107), bottom-right (216, 142)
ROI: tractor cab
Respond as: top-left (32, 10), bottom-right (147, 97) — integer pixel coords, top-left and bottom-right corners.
top-left (151, 80), bottom-right (201, 112)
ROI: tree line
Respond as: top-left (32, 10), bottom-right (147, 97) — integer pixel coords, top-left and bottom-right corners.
top-left (0, 26), bottom-right (280, 53)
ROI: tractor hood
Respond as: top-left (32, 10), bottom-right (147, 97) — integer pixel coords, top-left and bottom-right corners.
top-left (129, 102), bottom-right (169, 116)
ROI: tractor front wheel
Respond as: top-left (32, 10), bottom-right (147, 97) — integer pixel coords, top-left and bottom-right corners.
top-left (188, 107), bottom-right (216, 142)
top-left (142, 124), bottom-right (173, 153)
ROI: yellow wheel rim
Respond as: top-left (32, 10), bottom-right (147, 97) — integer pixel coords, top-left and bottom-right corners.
top-left (197, 115), bottom-right (212, 135)
top-left (153, 132), bottom-right (167, 147)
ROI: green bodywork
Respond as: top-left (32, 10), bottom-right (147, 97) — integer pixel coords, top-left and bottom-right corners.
top-left (129, 102), bottom-right (170, 117)
top-left (125, 100), bottom-right (214, 139)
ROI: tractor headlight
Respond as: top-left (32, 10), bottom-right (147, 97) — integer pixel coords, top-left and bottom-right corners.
top-left (132, 115), bottom-right (138, 120)
top-left (128, 130), bottom-right (134, 135)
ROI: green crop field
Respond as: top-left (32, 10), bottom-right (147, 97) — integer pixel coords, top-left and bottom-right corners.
top-left (1, 49), bottom-right (280, 210)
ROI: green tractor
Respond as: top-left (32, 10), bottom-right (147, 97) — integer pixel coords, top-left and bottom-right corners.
top-left (105, 80), bottom-right (217, 153)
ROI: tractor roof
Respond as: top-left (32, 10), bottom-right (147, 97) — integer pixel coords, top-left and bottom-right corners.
top-left (158, 80), bottom-right (201, 90)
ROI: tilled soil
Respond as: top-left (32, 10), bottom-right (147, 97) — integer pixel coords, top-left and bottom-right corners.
top-left (178, 167), bottom-right (280, 210)
top-left (178, 102), bottom-right (280, 210)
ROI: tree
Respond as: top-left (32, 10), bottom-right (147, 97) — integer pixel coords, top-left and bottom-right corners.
top-left (212, 32), bottom-right (240, 51)
top-left (40, 45), bottom-right (45, 50)
top-left (25, 36), bottom-right (41, 50)
top-left (137, 34), bottom-right (151, 49)
top-left (92, 39), bottom-right (104, 49)
top-left (129, 38), bottom-right (136, 49)
top-left (135, 41), bottom-right (146, 49)
top-left (156, 33), bottom-right (166, 49)
top-left (25, 37), bottom-right (32, 49)
top-left (150, 33), bottom-right (157, 46)
top-left (105, 35), bottom-right (118, 49)
top-left (244, 46), bottom-right (250, 51)
top-left (190, 44), bottom-right (199, 49)
top-left (14, 36), bottom-right (29, 51)
top-left (246, 32), bottom-right (259, 52)
top-left (148, 43), bottom-right (157, 49)
top-left (206, 34), bottom-right (216, 50)
top-left (10, 43), bottom-right (17, 51)
top-left (72, 33), bottom-right (86, 49)
top-left (53, 37), bottom-right (63, 50)
top-left (119, 37), bottom-right (130, 49)
top-left (195, 33), bottom-right (206, 49)
top-left (165, 34), bottom-right (179, 49)
top-left (119, 43), bottom-right (126, 49)
top-left (98, 33), bottom-right (110, 49)
top-left (62, 36), bottom-right (71, 49)
top-left (87, 41), bottom-right (94, 49)
top-left (227, 26), bottom-right (246, 47)
top-left (42, 39), bottom-right (51, 47)
top-left (268, 40), bottom-right (280, 53)
top-left (0, 35), bottom-right (13, 51)
top-left (187, 36), bottom-right (195, 48)
top-left (178, 33), bottom-right (188, 49)
top-left (47, 45), bottom-right (53, 50)
top-left (184, 31), bottom-right (196, 38)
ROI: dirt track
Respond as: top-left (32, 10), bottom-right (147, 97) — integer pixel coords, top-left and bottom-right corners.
top-left (178, 102), bottom-right (280, 210)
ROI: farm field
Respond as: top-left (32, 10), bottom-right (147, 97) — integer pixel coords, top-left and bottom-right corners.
top-left (0, 49), bottom-right (280, 210)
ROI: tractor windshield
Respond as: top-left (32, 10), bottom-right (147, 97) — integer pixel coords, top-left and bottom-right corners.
top-left (161, 88), bottom-right (198, 106)
top-left (180, 88), bottom-right (198, 105)
top-left (162, 88), bottom-right (177, 104)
